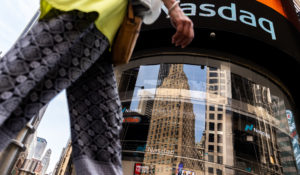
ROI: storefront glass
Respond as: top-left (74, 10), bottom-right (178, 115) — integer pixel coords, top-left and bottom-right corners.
top-left (116, 55), bottom-right (300, 175)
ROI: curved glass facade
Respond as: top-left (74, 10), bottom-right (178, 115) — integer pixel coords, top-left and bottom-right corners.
top-left (115, 55), bottom-right (300, 175)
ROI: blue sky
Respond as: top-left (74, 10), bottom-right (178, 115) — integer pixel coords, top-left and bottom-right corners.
top-left (0, 1), bottom-right (70, 174)
top-left (183, 65), bottom-right (207, 142)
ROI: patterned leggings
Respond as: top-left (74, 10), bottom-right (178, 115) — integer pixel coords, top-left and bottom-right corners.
top-left (0, 10), bottom-right (123, 174)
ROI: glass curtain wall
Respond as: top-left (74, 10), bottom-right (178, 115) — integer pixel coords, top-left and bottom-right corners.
top-left (115, 55), bottom-right (300, 175)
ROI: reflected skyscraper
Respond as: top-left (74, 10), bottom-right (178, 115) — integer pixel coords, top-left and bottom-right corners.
top-left (204, 66), bottom-right (233, 175)
top-left (115, 57), bottom-right (300, 175)
top-left (143, 64), bottom-right (202, 174)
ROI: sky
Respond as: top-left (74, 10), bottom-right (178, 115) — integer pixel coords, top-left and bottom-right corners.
top-left (0, 0), bottom-right (70, 174)
top-left (36, 91), bottom-right (70, 174)
top-left (0, 0), bottom-right (40, 55)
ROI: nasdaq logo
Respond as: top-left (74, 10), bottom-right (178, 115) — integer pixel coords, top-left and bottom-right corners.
top-left (162, 2), bottom-right (277, 40)
top-left (245, 124), bottom-right (270, 139)
top-left (245, 124), bottom-right (254, 131)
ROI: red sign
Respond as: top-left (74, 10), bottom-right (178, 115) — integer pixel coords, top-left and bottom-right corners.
top-left (134, 163), bottom-right (142, 175)
top-left (123, 117), bottom-right (141, 123)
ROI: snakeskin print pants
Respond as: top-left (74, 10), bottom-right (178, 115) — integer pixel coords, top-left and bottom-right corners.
top-left (0, 10), bottom-right (123, 174)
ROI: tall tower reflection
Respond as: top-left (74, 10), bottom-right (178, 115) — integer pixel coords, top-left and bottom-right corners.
top-left (142, 64), bottom-right (203, 174)
top-left (205, 66), bottom-right (232, 175)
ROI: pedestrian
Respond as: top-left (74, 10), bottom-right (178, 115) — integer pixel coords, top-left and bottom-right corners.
top-left (0, 0), bottom-right (194, 174)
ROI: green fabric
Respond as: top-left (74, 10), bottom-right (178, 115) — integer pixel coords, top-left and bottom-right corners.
top-left (40, 0), bottom-right (127, 45)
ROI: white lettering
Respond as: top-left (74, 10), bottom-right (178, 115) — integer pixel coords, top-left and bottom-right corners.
top-left (199, 4), bottom-right (216, 17)
top-left (240, 10), bottom-right (257, 27)
top-left (258, 18), bottom-right (276, 40)
top-left (176, 2), bottom-right (277, 40)
top-left (181, 3), bottom-right (197, 16)
top-left (253, 128), bottom-right (271, 139)
top-left (123, 108), bottom-right (142, 113)
top-left (218, 3), bottom-right (237, 21)
top-left (147, 147), bottom-right (175, 155)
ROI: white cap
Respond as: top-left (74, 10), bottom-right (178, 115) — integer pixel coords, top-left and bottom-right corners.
top-left (143, 0), bottom-right (162, 24)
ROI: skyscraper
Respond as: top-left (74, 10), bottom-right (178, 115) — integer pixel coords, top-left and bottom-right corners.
top-left (33, 137), bottom-right (47, 160)
top-left (41, 149), bottom-right (52, 175)
top-left (52, 139), bottom-right (75, 175)
top-left (204, 66), bottom-right (233, 175)
top-left (143, 64), bottom-right (202, 174)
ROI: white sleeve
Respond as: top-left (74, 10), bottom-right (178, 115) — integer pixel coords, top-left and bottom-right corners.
top-left (143, 0), bottom-right (162, 24)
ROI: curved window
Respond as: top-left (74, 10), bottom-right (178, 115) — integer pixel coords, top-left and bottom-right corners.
top-left (116, 55), bottom-right (300, 175)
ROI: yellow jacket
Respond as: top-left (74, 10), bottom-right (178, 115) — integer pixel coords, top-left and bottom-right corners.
top-left (40, 0), bottom-right (127, 45)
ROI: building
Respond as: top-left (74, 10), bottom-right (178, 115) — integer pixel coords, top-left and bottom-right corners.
top-left (52, 139), bottom-right (75, 175)
top-left (0, 106), bottom-right (48, 175)
top-left (142, 64), bottom-right (202, 174)
top-left (10, 152), bottom-right (28, 175)
top-left (41, 149), bottom-right (52, 175)
top-left (204, 66), bottom-right (233, 175)
top-left (10, 137), bottom-right (50, 175)
top-left (294, 0), bottom-right (300, 12)
top-left (33, 137), bottom-right (47, 160)
top-left (116, 0), bottom-right (300, 174)
top-left (294, 0), bottom-right (300, 20)
top-left (12, 0), bottom-right (298, 175)
top-left (17, 158), bottom-right (43, 175)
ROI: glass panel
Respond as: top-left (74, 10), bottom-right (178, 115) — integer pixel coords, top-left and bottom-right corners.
top-left (117, 58), bottom-right (300, 175)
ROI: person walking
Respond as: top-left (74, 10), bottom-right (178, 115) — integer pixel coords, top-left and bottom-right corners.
top-left (0, 0), bottom-right (194, 174)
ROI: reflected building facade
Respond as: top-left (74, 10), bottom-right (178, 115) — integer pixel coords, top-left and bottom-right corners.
top-left (204, 66), bottom-right (233, 175)
top-left (116, 57), bottom-right (300, 175)
top-left (142, 64), bottom-right (202, 174)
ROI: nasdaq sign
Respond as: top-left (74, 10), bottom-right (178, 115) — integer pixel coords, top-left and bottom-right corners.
top-left (163, 2), bottom-right (277, 40)
top-left (143, 0), bottom-right (300, 59)
top-left (244, 124), bottom-right (270, 139)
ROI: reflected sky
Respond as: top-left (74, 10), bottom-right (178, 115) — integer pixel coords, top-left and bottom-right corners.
top-left (117, 60), bottom-right (300, 174)
top-left (184, 64), bottom-right (207, 143)
top-left (129, 64), bottom-right (207, 143)
top-left (130, 65), bottom-right (160, 110)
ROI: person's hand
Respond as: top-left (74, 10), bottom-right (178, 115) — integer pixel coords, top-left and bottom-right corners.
top-left (168, 5), bottom-right (194, 48)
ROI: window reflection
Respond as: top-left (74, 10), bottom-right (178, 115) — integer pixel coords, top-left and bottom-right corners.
top-left (117, 61), bottom-right (300, 175)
